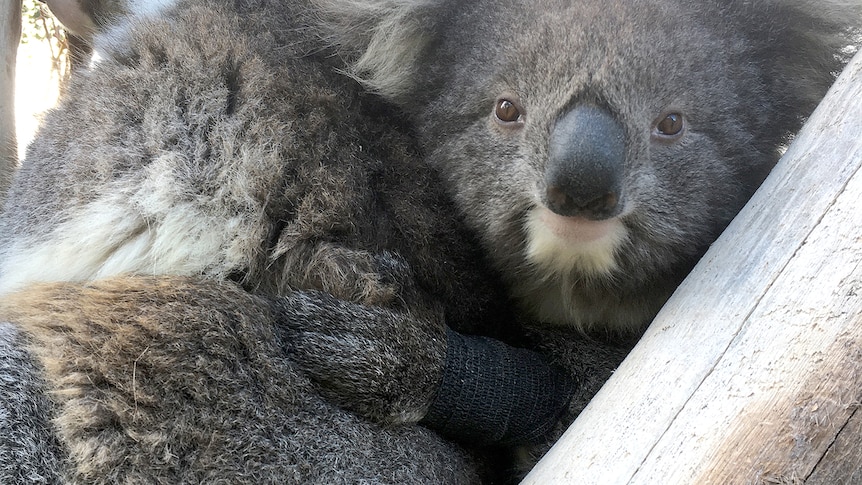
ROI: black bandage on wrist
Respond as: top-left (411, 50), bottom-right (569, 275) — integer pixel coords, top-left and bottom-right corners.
top-left (420, 327), bottom-right (575, 446)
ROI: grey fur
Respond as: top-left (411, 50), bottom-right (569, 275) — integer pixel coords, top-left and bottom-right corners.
top-left (0, 322), bottom-right (64, 484)
top-left (0, 0), bottom-right (858, 483)
top-left (0, 277), bottom-right (490, 484)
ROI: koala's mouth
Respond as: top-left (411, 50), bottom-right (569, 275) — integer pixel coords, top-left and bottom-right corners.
top-left (523, 207), bottom-right (629, 276)
top-left (535, 207), bottom-right (623, 243)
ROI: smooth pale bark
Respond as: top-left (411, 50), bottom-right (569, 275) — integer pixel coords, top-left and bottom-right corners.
top-left (1, 0), bottom-right (22, 199)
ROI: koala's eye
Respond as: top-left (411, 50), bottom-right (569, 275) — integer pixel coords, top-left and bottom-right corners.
top-left (654, 112), bottom-right (685, 138)
top-left (495, 99), bottom-right (524, 124)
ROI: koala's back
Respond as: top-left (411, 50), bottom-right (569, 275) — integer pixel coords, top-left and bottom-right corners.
top-left (0, 0), bottom-right (502, 320)
top-left (0, 0), bottom-right (512, 482)
top-left (2, 1), bottom-right (306, 290)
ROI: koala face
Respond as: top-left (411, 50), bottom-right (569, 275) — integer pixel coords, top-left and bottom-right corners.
top-left (332, 0), bottom-right (854, 332)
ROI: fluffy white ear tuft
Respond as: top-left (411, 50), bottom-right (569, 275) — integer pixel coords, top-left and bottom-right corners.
top-left (88, 0), bottom-right (179, 60)
top-left (311, 0), bottom-right (436, 101)
top-left (125, 0), bottom-right (178, 18)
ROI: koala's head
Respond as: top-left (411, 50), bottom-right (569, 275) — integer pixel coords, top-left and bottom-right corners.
top-left (318, 0), bottom-right (859, 332)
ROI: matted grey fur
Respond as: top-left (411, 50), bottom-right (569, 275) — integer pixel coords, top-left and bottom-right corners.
top-left (0, 0), bottom-right (859, 483)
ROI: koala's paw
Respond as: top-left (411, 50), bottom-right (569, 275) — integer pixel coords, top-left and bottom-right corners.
top-left (291, 246), bottom-right (416, 307)
top-left (276, 290), bottom-right (446, 424)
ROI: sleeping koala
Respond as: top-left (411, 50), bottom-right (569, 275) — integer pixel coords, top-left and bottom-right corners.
top-left (1, 0), bottom-right (859, 483)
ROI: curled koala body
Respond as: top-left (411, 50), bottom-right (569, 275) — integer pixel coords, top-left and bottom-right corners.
top-left (1, 0), bottom-right (859, 483)
top-left (1, 0), bottom-right (586, 482)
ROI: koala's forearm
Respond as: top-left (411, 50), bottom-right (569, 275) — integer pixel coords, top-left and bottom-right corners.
top-left (280, 291), bottom-right (575, 445)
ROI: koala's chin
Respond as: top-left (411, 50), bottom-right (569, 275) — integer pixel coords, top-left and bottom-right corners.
top-left (524, 206), bottom-right (628, 277)
top-left (517, 206), bottom-right (641, 334)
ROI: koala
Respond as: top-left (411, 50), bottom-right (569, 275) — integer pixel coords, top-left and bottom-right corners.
top-left (0, 0), bottom-right (598, 482)
top-left (1, 0), bottom-right (858, 483)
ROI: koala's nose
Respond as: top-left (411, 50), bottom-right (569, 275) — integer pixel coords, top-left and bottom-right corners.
top-left (545, 105), bottom-right (625, 220)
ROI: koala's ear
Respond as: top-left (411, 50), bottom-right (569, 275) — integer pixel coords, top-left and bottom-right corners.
top-left (731, 0), bottom-right (860, 136)
top-left (311, 0), bottom-right (439, 102)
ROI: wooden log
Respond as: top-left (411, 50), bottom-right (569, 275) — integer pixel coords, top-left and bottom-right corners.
top-left (522, 50), bottom-right (862, 484)
top-left (1, 0), bottom-right (21, 198)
